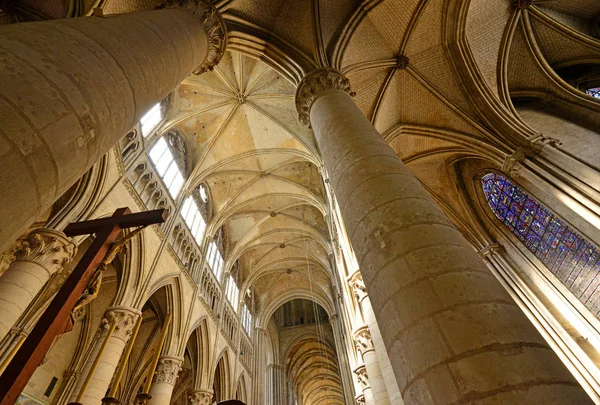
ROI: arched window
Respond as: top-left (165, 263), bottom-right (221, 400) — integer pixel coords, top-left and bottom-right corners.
top-left (241, 303), bottom-right (252, 336)
top-left (140, 103), bottom-right (162, 137)
top-left (207, 241), bottom-right (224, 280)
top-left (225, 274), bottom-right (240, 310)
top-left (181, 196), bottom-right (207, 244)
top-left (482, 172), bottom-right (600, 279)
top-left (148, 137), bottom-right (185, 198)
top-left (586, 87), bottom-right (600, 99)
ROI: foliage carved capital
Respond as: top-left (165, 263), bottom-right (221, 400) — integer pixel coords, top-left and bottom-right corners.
top-left (13, 228), bottom-right (76, 275)
top-left (153, 356), bottom-right (184, 385)
top-left (189, 389), bottom-right (213, 405)
top-left (295, 68), bottom-right (355, 127)
top-left (102, 306), bottom-right (141, 342)
top-left (348, 270), bottom-right (368, 301)
top-left (353, 325), bottom-right (374, 354)
top-left (353, 364), bottom-right (369, 389)
top-left (157, 0), bottom-right (227, 74)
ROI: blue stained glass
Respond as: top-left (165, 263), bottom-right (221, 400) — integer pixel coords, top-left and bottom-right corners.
top-left (524, 199), bottom-right (538, 215)
top-left (509, 201), bottom-right (522, 214)
top-left (497, 204), bottom-right (509, 220)
top-left (513, 188), bottom-right (527, 205)
top-left (481, 172), bottom-right (600, 285)
top-left (531, 219), bottom-right (545, 236)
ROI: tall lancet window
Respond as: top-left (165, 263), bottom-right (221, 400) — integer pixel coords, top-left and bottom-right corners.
top-left (586, 87), bottom-right (600, 99)
top-left (141, 103), bottom-right (162, 137)
top-left (482, 172), bottom-right (600, 279)
top-left (148, 134), bottom-right (186, 198)
top-left (225, 274), bottom-right (240, 310)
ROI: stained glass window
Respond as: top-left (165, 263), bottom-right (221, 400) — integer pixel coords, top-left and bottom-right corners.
top-left (586, 88), bottom-right (600, 99)
top-left (482, 172), bottom-right (600, 281)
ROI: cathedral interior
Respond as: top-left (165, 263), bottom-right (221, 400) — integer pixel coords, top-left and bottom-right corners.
top-left (0, 0), bottom-right (600, 404)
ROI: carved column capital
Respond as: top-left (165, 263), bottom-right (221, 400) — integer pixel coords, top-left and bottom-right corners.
top-left (12, 228), bottom-right (76, 275)
top-left (356, 394), bottom-right (366, 404)
top-left (153, 356), bottom-right (183, 385)
top-left (348, 270), bottom-right (367, 302)
top-left (157, 0), bottom-right (227, 75)
top-left (188, 388), bottom-right (213, 405)
top-left (102, 306), bottom-right (141, 342)
top-left (295, 68), bottom-right (355, 127)
top-left (353, 364), bottom-right (369, 390)
top-left (353, 325), bottom-right (374, 355)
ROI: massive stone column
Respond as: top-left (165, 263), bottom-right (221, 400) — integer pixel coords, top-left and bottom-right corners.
top-left (349, 272), bottom-right (402, 405)
top-left (0, 1), bottom-right (226, 252)
top-left (69, 306), bottom-right (140, 405)
top-left (0, 228), bottom-right (76, 341)
top-left (295, 68), bottom-right (592, 404)
top-left (147, 356), bottom-right (183, 405)
top-left (353, 326), bottom-right (390, 405)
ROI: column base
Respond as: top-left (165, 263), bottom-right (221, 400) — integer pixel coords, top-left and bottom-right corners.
top-left (135, 393), bottom-right (152, 405)
top-left (102, 397), bottom-right (122, 405)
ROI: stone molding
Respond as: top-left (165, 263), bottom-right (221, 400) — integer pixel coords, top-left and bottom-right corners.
top-left (102, 306), bottom-right (141, 342)
top-left (348, 270), bottom-right (367, 301)
top-left (189, 388), bottom-right (213, 405)
top-left (157, 0), bottom-right (227, 75)
top-left (295, 68), bottom-right (355, 127)
top-left (152, 356), bottom-right (184, 385)
top-left (12, 228), bottom-right (76, 275)
top-left (353, 325), bottom-right (374, 355)
top-left (502, 134), bottom-right (562, 178)
top-left (478, 243), bottom-right (503, 259)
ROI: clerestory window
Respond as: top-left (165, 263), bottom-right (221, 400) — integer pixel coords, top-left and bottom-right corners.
top-left (482, 172), bottom-right (600, 280)
top-left (241, 303), bottom-right (252, 336)
top-left (225, 275), bottom-right (240, 310)
top-left (141, 103), bottom-right (162, 137)
top-left (148, 137), bottom-right (184, 198)
top-left (181, 196), bottom-right (207, 245)
top-left (207, 241), bottom-right (224, 280)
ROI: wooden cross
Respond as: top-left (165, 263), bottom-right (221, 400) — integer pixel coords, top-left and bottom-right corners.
top-left (0, 207), bottom-right (167, 405)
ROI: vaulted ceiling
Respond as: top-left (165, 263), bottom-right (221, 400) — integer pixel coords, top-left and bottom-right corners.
top-left (163, 51), bottom-right (333, 315)
top-left (3, 0), bottom-right (600, 402)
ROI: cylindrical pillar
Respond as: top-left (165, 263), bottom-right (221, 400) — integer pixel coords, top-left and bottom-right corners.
top-left (353, 326), bottom-right (390, 405)
top-left (296, 68), bottom-right (592, 404)
top-left (354, 364), bottom-right (374, 405)
top-left (188, 388), bottom-right (213, 405)
top-left (69, 306), bottom-right (140, 405)
top-left (147, 356), bottom-right (183, 405)
top-left (0, 2), bottom-right (226, 252)
top-left (0, 228), bottom-right (76, 341)
top-left (329, 313), bottom-right (358, 404)
top-left (349, 272), bottom-right (402, 404)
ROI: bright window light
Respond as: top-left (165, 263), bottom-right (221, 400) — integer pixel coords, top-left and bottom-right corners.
top-left (208, 241), bottom-right (224, 280)
top-left (199, 184), bottom-right (208, 203)
top-left (181, 196), bottom-right (207, 245)
top-left (226, 275), bottom-right (240, 309)
top-left (149, 138), bottom-right (184, 198)
top-left (241, 304), bottom-right (252, 336)
top-left (141, 103), bottom-right (162, 137)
